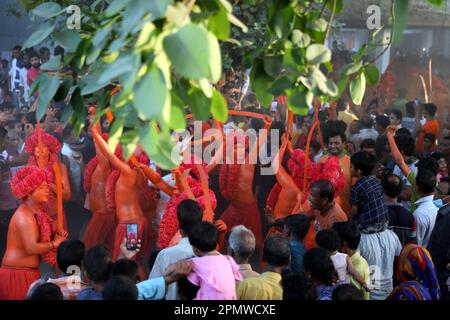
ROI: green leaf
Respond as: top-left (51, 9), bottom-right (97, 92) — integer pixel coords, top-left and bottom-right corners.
top-left (350, 73), bottom-right (366, 105)
top-left (307, 18), bottom-right (328, 32)
top-left (108, 117), bottom-right (125, 154)
top-left (209, 6), bottom-right (230, 41)
top-left (80, 67), bottom-right (110, 95)
top-left (426, 0), bottom-right (445, 7)
top-left (97, 53), bottom-right (138, 84)
top-left (250, 60), bottom-right (274, 108)
top-left (207, 31), bottom-right (222, 83)
top-left (133, 65), bottom-right (169, 120)
top-left (72, 39), bottom-right (91, 70)
top-left (60, 105), bottom-right (74, 127)
top-left (291, 29), bottom-right (311, 48)
top-left (140, 122), bottom-right (180, 170)
top-left (92, 26), bottom-right (112, 47)
top-left (352, 44), bottom-right (367, 62)
top-left (40, 55), bottom-right (61, 71)
top-left (227, 13), bottom-right (249, 33)
top-left (31, 2), bottom-right (62, 18)
top-left (340, 61), bottom-right (363, 76)
top-left (211, 90), bottom-right (228, 122)
top-left (188, 88), bottom-right (212, 121)
top-left (363, 64), bottom-right (380, 86)
top-left (268, 2), bottom-right (294, 39)
top-left (120, 129), bottom-right (139, 160)
top-left (392, 0), bottom-right (409, 44)
top-left (286, 90), bottom-right (310, 115)
top-left (53, 78), bottom-right (72, 102)
top-left (105, 0), bottom-right (131, 17)
top-left (168, 93), bottom-right (186, 131)
top-left (23, 23), bottom-right (54, 49)
top-left (53, 30), bottom-right (81, 51)
top-left (148, 0), bottom-right (170, 18)
top-left (37, 73), bottom-right (60, 120)
top-left (337, 75), bottom-right (349, 96)
top-left (29, 73), bottom-right (43, 96)
top-left (70, 87), bottom-right (84, 118)
top-left (163, 23), bottom-right (210, 80)
top-left (263, 55), bottom-right (283, 78)
top-left (306, 44), bottom-right (331, 64)
top-left (121, 0), bottom-right (146, 36)
top-left (326, 0), bottom-right (343, 14)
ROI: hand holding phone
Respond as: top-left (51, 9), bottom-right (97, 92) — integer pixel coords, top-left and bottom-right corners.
top-left (126, 223), bottom-right (139, 251)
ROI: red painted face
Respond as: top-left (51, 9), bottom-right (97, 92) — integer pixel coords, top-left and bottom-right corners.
top-left (34, 145), bottom-right (50, 163)
top-left (30, 181), bottom-right (49, 204)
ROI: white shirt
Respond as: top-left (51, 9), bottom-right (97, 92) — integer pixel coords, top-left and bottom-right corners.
top-left (358, 229), bottom-right (402, 300)
top-left (149, 237), bottom-right (195, 300)
top-left (393, 160), bottom-right (418, 187)
top-left (350, 128), bottom-right (379, 148)
top-left (413, 195), bottom-right (438, 248)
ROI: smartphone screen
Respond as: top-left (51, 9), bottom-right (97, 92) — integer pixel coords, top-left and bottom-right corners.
top-left (126, 224), bottom-right (138, 250)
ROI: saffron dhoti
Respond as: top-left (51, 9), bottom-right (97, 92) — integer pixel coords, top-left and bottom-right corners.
top-left (0, 266), bottom-right (40, 300)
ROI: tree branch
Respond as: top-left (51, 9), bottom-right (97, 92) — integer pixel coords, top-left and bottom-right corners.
top-left (369, 0), bottom-right (394, 64)
top-left (324, 0), bottom-right (336, 43)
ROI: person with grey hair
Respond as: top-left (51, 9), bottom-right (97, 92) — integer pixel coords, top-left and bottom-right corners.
top-left (228, 225), bottom-right (259, 279)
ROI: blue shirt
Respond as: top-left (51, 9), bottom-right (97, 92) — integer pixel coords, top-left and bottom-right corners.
top-left (77, 288), bottom-right (103, 300)
top-left (137, 276), bottom-right (166, 300)
top-left (289, 240), bottom-right (306, 272)
top-left (351, 175), bottom-right (388, 233)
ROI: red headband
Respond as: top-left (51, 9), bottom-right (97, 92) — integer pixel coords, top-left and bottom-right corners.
top-left (11, 166), bottom-right (52, 199)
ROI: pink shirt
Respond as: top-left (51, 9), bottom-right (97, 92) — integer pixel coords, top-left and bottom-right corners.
top-left (187, 255), bottom-right (243, 300)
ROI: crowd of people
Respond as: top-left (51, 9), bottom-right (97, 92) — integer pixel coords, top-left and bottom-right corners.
top-left (0, 43), bottom-right (449, 302)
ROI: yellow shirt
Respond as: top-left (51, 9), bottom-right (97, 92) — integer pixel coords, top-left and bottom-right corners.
top-left (350, 251), bottom-right (370, 300)
top-left (236, 272), bottom-right (282, 300)
top-left (338, 110), bottom-right (359, 137)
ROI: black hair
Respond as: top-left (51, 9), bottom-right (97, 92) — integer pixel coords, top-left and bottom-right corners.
top-left (375, 134), bottom-right (388, 161)
top-left (103, 276), bottom-right (138, 300)
top-left (263, 236), bottom-right (291, 267)
top-left (13, 45), bottom-right (22, 51)
top-left (336, 98), bottom-right (348, 112)
top-left (112, 259), bottom-right (138, 282)
top-left (416, 169), bottom-right (436, 194)
top-left (360, 114), bottom-right (373, 129)
top-left (281, 271), bottom-right (318, 300)
top-left (310, 179), bottom-right (335, 202)
top-left (188, 221), bottom-right (218, 252)
top-left (390, 109), bottom-right (403, 121)
top-left (303, 248), bottom-right (338, 286)
top-left (416, 157), bottom-right (438, 175)
top-left (315, 229), bottom-right (341, 252)
top-left (177, 199), bottom-right (203, 235)
top-left (382, 174), bottom-right (404, 198)
top-left (29, 51), bottom-right (40, 60)
top-left (375, 115), bottom-right (390, 130)
top-left (423, 103), bottom-right (437, 117)
top-left (29, 283), bottom-right (63, 300)
top-left (284, 214), bottom-right (310, 241)
top-left (83, 245), bottom-right (113, 283)
top-left (351, 151), bottom-right (377, 176)
top-left (405, 101), bottom-right (415, 117)
top-left (360, 138), bottom-right (375, 150)
top-left (324, 121), bottom-right (346, 145)
top-left (332, 221), bottom-right (361, 250)
top-left (396, 128), bottom-right (412, 137)
top-left (56, 240), bottom-right (85, 274)
top-left (431, 152), bottom-right (446, 162)
top-left (332, 284), bottom-right (364, 300)
top-left (394, 134), bottom-right (415, 156)
top-left (39, 46), bottom-right (50, 54)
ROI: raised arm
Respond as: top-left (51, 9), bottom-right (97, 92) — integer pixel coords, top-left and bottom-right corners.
top-left (247, 115), bottom-right (272, 163)
top-left (132, 159), bottom-right (175, 196)
top-left (386, 125), bottom-right (411, 177)
top-left (206, 121), bottom-right (225, 173)
top-left (91, 125), bottom-right (134, 176)
top-left (273, 134), bottom-right (301, 192)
